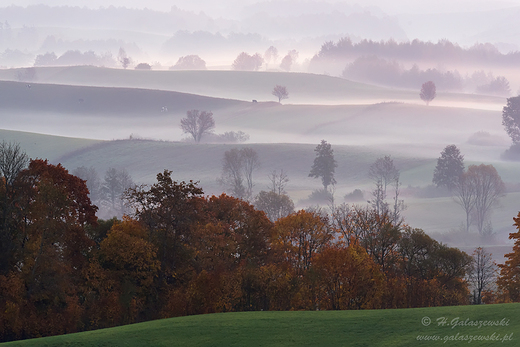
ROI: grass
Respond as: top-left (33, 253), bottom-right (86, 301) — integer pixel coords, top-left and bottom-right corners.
top-left (0, 66), bottom-right (506, 108)
top-left (2, 303), bottom-right (519, 346)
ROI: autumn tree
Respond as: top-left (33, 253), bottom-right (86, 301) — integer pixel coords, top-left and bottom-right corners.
top-left (124, 170), bottom-right (204, 287)
top-left (498, 212), bottom-right (520, 302)
top-left (314, 244), bottom-right (384, 310)
top-left (272, 85), bottom-right (289, 103)
top-left (1, 159), bottom-right (97, 339)
top-left (274, 210), bottom-right (333, 275)
top-left (309, 140), bottom-right (337, 190)
top-left (432, 144), bottom-right (465, 191)
top-left (420, 80), bottom-right (436, 105)
top-left (254, 191), bottom-right (294, 222)
top-left (232, 52), bottom-right (264, 71)
top-left (502, 95), bottom-right (520, 144)
top-left (180, 109), bottom-right (215, 143)
top-left (469, 247), bottom-right (496, 304)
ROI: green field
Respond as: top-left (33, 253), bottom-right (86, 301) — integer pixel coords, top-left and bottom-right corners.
top-left (2, 303), bottom-right (519, 346)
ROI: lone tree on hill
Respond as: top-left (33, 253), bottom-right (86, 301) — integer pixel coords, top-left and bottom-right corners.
top-left (309, 140), bottom-right (337, 190)
top-left (180, 110), bottom-right (215, 142)
top-left (272, 85), bottom-right (289, 102)
top-left (420, 81), bottom-right (436, 105)
top-left (502, 95), bottom-right (520, 144)
top-left (433, 144), bottom-right (465, 191)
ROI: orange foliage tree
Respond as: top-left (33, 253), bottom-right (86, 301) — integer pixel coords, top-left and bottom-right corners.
top-left (498, 212), bottom-right (520, 302)
top-left (0, 159), bottom-right (97, 340)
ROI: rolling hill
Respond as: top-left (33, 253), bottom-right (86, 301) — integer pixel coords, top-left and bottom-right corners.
top-left (3, 303), bottom-right (519, 347)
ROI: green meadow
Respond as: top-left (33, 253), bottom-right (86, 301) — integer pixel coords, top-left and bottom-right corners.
top-left (3, 303), bottom-right (519, 347)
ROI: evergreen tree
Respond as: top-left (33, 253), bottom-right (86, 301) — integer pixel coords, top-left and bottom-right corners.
top-left (433, 144), bottom-right (465, 191)
top-left (309, 140), bottom-right (337, 190)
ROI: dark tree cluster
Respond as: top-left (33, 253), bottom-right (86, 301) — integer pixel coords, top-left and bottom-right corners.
top-left (312, 37), bottom-right (520, 67)
top-left (34, 50), bottom-right (116, 67)
top-left (0, 143), bottom-right (476, 342)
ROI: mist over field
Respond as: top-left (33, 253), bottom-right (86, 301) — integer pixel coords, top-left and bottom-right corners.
top-left (1, 0), bottom-right (520, 263)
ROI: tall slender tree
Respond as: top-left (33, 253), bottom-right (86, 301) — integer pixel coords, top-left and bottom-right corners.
top-left (309, 140), bottom-right (337, 190)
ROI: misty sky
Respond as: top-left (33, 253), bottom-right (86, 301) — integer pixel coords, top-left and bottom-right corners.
top-left (8, 0), bottom-right (520, 17)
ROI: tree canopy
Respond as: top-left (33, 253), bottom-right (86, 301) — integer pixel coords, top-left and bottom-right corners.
top-left (502, 96), bottom-right (520, 144)
top-left (308, 140), bottom-right (337, 190)
top-left (432, 144), bottom-right (465, 191)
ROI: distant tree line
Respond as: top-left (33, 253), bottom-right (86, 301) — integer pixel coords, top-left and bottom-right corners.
top-left (312, 37), bottom-right (520, 67)
top-left (340, 55), bottom-right (511, 94)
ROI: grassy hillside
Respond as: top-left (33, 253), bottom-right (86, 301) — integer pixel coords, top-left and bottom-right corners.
top-left (0, 128), bottom-right (517, 246)
top-left (0, 129), bottom-right (102, 161)
top-left (3, 303), bottom-right (519, 346)
top-left (0, 78), bottom-right (508, 158)
top-left (0, 66), bottom-right (506, 108)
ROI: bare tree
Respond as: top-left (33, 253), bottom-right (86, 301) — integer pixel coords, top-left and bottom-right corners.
top-left (455, 164), bottom-right (505, 234)
top-left (180, 110), bottom-right (215, 142)
top-left (73, 166), bottom-right (102, 204)
top-left (0, 141), bottom-right (28, 187)
top-left (369, 155), bottom-right (399, 195)
top-left (268, 169), bottom-right (289, 195)
top-left (469, 164), bottom-right (505, 235)
top-left (272, 85), bottom-right (289, 103)
top-left (469, 247), bottom-right (496, 304)
top-left (102, 168), bottom-right (135, 217)
top-left (454, 171), bottom-right (476, 233)
top-left (254, 190), bottom-right (294, 222)
top-left (241, 147), bottom-right (260, 199)
top-left (420, 81), bottom-right (436, 105)
top-left (219, 148), bottom-right (246, 199)
top-left (0, 141), bottom-right (28, 275)
top-left (368, 156), bottom-right (404, 224)
top-left (219, 147), bottom-right (260, 200)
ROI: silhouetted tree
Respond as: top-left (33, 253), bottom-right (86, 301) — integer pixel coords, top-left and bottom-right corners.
top-left (254, 191), bottom-right (294, 222)
top-left (280, 50), bottom-right (298, 72)
top-left (219, 147), bottom-right (260, 200)
top-left (432, 145), bottom-right (465, 191)
top-left (118, 47), bottom-right (131, 69)
top-left (73, 166), bottom-right (102, 204)
top-left (309, 140), bottom-right (337, 190)
top-left (455, 164), bottom-right (505, 234)
top-left (502, 96), bottom-right (520, 144)
top-left (170, 55), bottom-right (206, 70)
top-left (420, 81), bottom-right (436, 105)
top-left (264, 46), bottom-right (278, 66)
top-left (232, 52), bottom-right (264, 71)
top-left (180, 110), bottom-right (215, 143)
top-left (272, 85), bottom-right (289, 102)
top-left (134, 63), bottom-right (151, 70)
top-left (476, 76), bottom-right (511, 96)
top-left (469, 247), bottom-right (496, 304)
